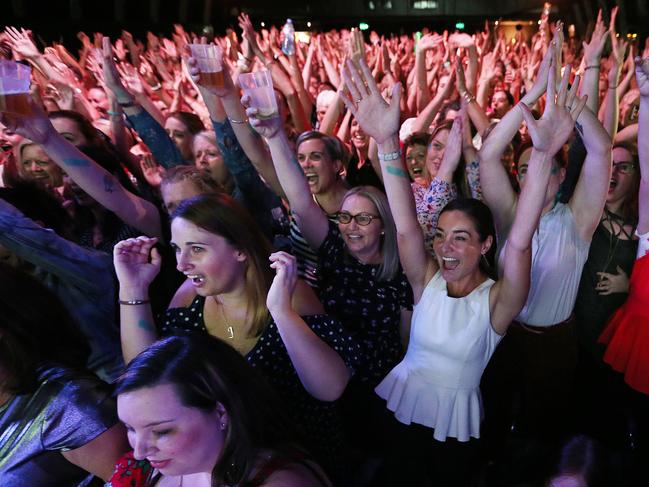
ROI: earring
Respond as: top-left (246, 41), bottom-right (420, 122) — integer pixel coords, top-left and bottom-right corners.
top-left (220, 422), bottom-right (227, 430)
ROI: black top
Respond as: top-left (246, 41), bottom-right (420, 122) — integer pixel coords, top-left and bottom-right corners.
top-left (574, 222), bottom-right (638, 359)
top-left (346, 153), bottom-right (385, 192)
top-left (159, 297), bottom-right (362, 474)
top-left (317, 222), bottom-right (413, 386)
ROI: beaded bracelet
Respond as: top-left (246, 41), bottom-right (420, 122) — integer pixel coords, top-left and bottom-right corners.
top-left (228, 117), bottom-right (249, 124)
top-left (377, 149), bottom-right (402, 161)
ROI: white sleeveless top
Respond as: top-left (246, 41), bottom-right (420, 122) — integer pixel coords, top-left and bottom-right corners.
top-left (498, 203), bottom-right (590, 326)
top-left (375, 271), bottom-right (501, 442)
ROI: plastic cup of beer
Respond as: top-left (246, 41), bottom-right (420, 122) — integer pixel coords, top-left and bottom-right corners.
top-left (0, 60), bottom-right (32, 115)
top-left (189, 44), bottom-right (224, 90)
top-left (238, 70), bottom-right (278, 120)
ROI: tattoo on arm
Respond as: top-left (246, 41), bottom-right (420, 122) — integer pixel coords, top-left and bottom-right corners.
top-left (63, 157), bottom-right (89, 167)
top-left (386, 165), bottom-right (410, 178)
top-left (575, 121), bottom-right (584, 137)
top-left (137, 319), bottom-right (156, 332)
top-left (103, 174), bottom-right (116, 193)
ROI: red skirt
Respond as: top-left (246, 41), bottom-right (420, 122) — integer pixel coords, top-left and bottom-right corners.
top-left (599, 253), bottom-right (649, 395)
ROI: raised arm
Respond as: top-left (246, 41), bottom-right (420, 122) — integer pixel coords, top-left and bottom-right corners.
top-left (267, 252), bottom-right (350, 401)
top-left (579, 9), bottom-right (608, 113)
top-left (478, 39), bottom-right (557, 236)
top-left (568, 105), bottom-right (613, 242)
top-left (184, 53), bottom-right (285, 198)
top-left (0, 104), bottom-right (162, 239)
top-left (491, 62), bottom-right (587, 334)
top-left (100, 38), bottom-right (184, 169)
top-left (245, 99), bottom-right (329, 250)
top-left (341, 59), bottom-right (436, 300)
top-left (636, 56), bottom-right (649, 234)
top-left (113, 237), bottom-right (162, 363)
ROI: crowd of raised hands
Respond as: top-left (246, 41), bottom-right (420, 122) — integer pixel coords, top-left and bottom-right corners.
top-left (1, 5), bottom-right (649, 487)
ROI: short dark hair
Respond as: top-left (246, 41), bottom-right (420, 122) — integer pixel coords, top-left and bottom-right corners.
top-left (404, 131), bottom-right (431, 150)
top-left (296, 130), bottom-right (350, 167)
top-left (114, 334), bottom-right (295, 485)
top-left (439, 198), bottom-right (497, 279)
top-left (0, 264), bottom-right (90, 394)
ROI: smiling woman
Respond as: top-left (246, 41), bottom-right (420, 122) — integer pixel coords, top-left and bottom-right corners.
top-left (113, 193), bottom-right (359, 479)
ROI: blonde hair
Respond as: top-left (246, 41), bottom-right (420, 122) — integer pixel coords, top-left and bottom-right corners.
top-left (341, 185), bottom-right (400, 281)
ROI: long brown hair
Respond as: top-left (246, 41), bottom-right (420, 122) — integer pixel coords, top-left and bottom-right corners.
top-left (171, 193), bottom-right (274, 336)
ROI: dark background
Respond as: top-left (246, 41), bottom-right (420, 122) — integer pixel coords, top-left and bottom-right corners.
top-left (3, 0), bottom-right (648, 47)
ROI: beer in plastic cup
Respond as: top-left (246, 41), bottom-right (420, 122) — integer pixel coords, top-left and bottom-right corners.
top-left (189, 44), bottom-right (224, 90)
top-left (0, 60), bottom-right (31, 115)
top-left (238, 70), bottom-right (278, 119)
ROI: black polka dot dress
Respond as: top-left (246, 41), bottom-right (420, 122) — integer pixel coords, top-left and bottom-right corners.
top-left (160, 296), bottom-right (363, 477)
top-left (317, 222), bottom-right (414, 386)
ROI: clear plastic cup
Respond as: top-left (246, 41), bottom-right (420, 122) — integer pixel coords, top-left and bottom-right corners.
top-left (238, 70), bottom-right (278, 119)
top-left (189, 44), bottom-right (224, 89)
top-left (0, 60), bottom-right (32, 115)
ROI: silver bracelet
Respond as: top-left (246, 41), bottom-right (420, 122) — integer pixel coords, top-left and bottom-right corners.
top-left (118, 299), bottom-right (150, 306)
top-left (377, 149), bottom-right (402, 161)
top-left (228, 117), bottom-right (249, 124)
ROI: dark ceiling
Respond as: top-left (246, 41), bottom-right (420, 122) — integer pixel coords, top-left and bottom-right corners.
top-left (4, 0), bottom-right (647, 44)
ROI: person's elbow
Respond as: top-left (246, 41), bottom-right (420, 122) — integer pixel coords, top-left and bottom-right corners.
top-left (308, 367), bottom-right (351, 402)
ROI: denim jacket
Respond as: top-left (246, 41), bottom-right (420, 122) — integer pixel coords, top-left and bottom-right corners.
top-left (0, 198), bottom-right (123, 381)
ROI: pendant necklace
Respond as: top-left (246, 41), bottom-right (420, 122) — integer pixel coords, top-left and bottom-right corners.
top-left (214, 296), bottom-right (235, 339)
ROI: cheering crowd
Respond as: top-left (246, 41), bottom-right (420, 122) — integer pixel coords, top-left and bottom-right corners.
top-left (0, 6), bottom-right (647, 487)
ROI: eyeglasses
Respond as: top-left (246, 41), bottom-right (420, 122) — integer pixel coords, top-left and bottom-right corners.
top-left (335, 212), bottom-right (381, 226)
top-left (612, 161), bottom-right (636, 174)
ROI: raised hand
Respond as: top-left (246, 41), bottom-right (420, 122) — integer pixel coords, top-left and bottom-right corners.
top-left (519, 58), bottom-right (587, 156)
top-left (417, 33), bottom-right (443, 53)
top-left (4, 27), bottom-right (40, 59)
top-left (266, 251), bottom-right (298, 315)
top-left (184, 47), bottom-right (234, 97)
top-left (340, 58), bottom-right (401, 144)
top-left (243, 93), bottom-right (284, 139)
top-left (636, 56), bottom-right (649, 97)
top-left (608, 38), bottom-right (628, 87)
top-left (113, 236), bottom-right (162, 293)
top-left (139, 154), bottom-right (165, 188)
top-left (449, 33), bottom-right (474, 48)
top-left (582, 9), bottom-right (609, 68)
top-left (437, 112), bottom-right (463, 181)
top-left (100, 37), bottom-right (132, 102)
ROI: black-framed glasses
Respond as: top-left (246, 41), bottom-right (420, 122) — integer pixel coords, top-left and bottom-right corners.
top-left (335, 212), bottom-right (381, 226)
top-left (612, 161), bottom-right (636, 174)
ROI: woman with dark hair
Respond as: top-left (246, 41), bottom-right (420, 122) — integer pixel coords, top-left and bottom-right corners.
top-left (340, 53), bottom-right (586, 485)
top-left (572, 142), bottom-right (640, 444)
top-left (0, 263), bottom-right (128, 486)
top-left (114, 193), bottom-right (359, 476)
top-left (111, 335), bottom-right (332, 487)
top-left (477, 36), bottom-right (612, 455)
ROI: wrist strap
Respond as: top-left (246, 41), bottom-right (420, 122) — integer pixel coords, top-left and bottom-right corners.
top-left (118, 299), bottom-right (150, 306)
top-left (118, 100), bottom-right (137, 108)
top-left (377, 149), bottom-right (402, 161)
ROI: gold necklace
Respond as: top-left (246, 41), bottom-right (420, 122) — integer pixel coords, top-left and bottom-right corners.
top-left (213, 297), bottom-right (235, 339)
